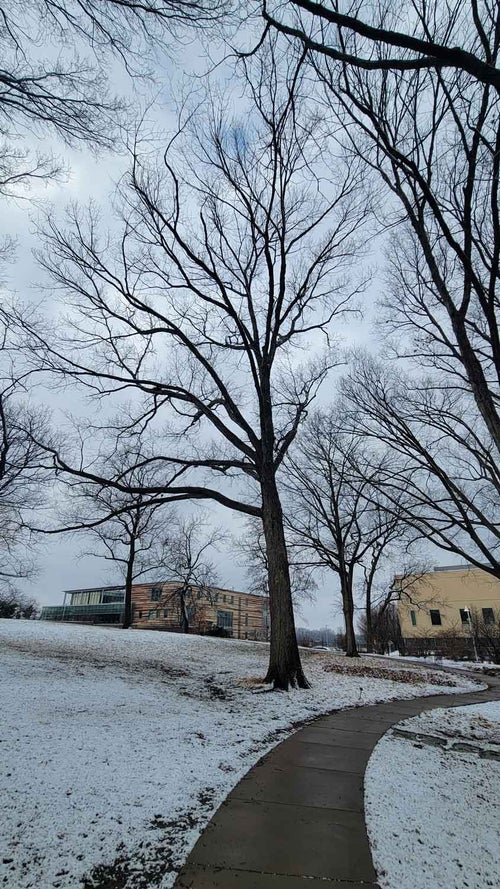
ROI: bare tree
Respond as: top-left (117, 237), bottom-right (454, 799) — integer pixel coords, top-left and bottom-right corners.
top-left (265, 1), bottom-right (500, 461)
top-left (358, 509), bottom-right (430, 653)
top-left (0, 0), bottom-right (229, 195)
top-left (68, 480), bottom-right (172, 628)
top-left (342, 356), bottom-right (500, 577)
top-left (9, 44), bottom-right (368, 688)
top-left (282, 410), bottom-right (398, 657)
top-left (469, 606), bottom-right (500, 664)
top-left (263, 1), bottom-right (500, 90)
top-left (359, 601), bottom-right (402, 655)
top-left (0, 589), bottom-right (40, 619)
top-left (155, 513), bottom-right (220, 633)
top-left (0, 353), bottom-right (49, 595)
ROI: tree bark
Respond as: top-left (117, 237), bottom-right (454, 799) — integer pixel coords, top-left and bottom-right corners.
top-left (180, 586), bottom-right (190, 634)
top-left (123, 536), bottom-right (135, 629)
top-left (261, 473), bottom-right (309, 689)
top-left (340, 570), bottom-right (359, 657)
top-left (365, 600), bottom-right (373, 654)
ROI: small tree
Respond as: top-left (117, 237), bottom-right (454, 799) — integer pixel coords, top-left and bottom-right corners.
top-left (470, 607), bottom-right (500, 665)
top-left (155, 514), bottom-right (220, 633)
top-left (359, 602), bottom-right (402, 655)
top-left (0, 590), bottom-right (40, 619)
top-left (71, 486), bottom-right (172, 629)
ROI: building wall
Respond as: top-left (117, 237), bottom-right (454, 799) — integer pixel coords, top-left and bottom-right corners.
top-left (130, 581), bottom-right (269, 640)
top-left (397, 566), bottom-right (500, 640)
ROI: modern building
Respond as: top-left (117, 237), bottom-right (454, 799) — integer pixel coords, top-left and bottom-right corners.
top-left (396, 564), bottom-right (500, 658)
top-left (40, 580), bottom-right (270, 641)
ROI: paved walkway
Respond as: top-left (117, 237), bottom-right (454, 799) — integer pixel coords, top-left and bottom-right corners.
top-left (175, 673), bottom-right (500, 889)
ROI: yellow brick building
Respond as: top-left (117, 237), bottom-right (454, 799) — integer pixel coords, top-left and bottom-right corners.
top-left (396, 564), bottom-right (500, 659)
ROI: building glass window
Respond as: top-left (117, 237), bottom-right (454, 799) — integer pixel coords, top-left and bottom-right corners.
top-left (482, 608), bottom-right (495, 625)
top-left (148, 609), bottom-right (160, 619)
top-left (217, 610), bottom-right (233, 630)
top-left (163, 609), bottom-right (168, 618)
top-left (430, 609), bottom-right (442, 626)
top-left (151, 587), bottom-right (162, 602)
top-left (245, 613), bottom-right (248, 626)
top-left (230, 596), bottom-right (234, 604)
top-left (222, 594), bottom-right (226, 603)
top-left (410, 610), bottom-right (417, 627)
top-left (138, 611), bottom-right (143, 618)
top-left (460, 608), bottom-right (470, 624)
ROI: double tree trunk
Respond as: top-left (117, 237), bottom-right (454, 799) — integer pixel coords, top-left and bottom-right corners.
top-left (340, 570), bottom-right (359, 657)
top-left (261, 472), bottom-right (309, 690)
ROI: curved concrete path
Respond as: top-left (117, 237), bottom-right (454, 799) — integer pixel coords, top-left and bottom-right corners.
top-left (175, 672), bottom-right (500, 889)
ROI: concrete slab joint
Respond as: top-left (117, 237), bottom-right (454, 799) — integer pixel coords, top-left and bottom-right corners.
top-left (175, 673), bottom-right (499, 889)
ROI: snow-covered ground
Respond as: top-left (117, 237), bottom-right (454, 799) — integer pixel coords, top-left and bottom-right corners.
top-left (366, 701), bottom-right (500, 889)
top-left (387, 651), bottom-right (500, 672)
top-left (0, 620), bottom-right (482, 889)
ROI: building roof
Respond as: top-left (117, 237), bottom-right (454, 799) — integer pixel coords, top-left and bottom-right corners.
top-left (64, 581), bottom-right (268, 598)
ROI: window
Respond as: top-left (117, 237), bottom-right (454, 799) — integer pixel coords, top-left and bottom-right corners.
top-left (138, 611), bottom-right (143, 618)
top-left (410, 610), bottom-right (417, 627)
top-left (482, 608), bottom-right (495, 625)
top-left (222, 594), bottom-right (226, 603)
top-left (148, 609), bottom-right (159, 619)
top-left (245, 613), bottom-right (249, 626)
top-left (460, 608), bottom-right (470, 624)
top-left (217, 610), bottom-right (233, 630)
top-left (151, 587), bottom-right (162, 602)
top-left (163, 609), bottom-right (168, 618)
top-left (230, 596), bottom-right (234, 604)
top-left (430, 609), bottom-right (442, 626)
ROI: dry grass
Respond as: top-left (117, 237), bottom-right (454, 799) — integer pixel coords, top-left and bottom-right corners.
top-left (322, 657), bottom-right (457, 687)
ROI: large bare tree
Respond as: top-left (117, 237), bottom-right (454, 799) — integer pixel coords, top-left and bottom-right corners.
top-left (265, 1), bottom-right (500, 461)
top-left (281, 410), bottom-right (401, 657)
top-left (342, 356), bottom-right (500, 577)
top-left (263, 1), bottom-right (500, 90)
top-left (9, 45), bottom-right (368, 688)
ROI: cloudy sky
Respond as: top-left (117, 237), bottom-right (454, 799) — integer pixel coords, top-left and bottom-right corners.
top-left (1, 13), bottom-right (413, 631)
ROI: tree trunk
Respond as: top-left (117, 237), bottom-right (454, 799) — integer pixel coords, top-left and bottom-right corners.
top-left (365, 604), bottom-right (373, 654)
top-left (123, 538), bottom-right (135, 629)
top-left (365, 579), bottom-right (373, 653)
top-left (340, 571), bottom-right (359, 657)
top-left (261, 473), bottom-right (309, 689)
top-left (180, 586), bottom-right (190, 634)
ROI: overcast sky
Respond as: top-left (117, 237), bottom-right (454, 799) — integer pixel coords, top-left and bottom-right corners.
top-left (1, 19), bottom-right (444, 631)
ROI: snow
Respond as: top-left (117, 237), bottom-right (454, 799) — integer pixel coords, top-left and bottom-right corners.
top-left (387, 651), bottom-right (499, 672)
top-left (365, 701), bottom-right (500, 889)
top-left (0, 620), bottom-right (482, 889)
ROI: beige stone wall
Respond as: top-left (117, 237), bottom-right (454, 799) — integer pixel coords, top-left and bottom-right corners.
top-left (397, 567), bottom-right (500, 638)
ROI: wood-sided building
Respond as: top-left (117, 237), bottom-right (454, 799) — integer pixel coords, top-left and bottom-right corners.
top-left (40, 581), bottom-right (270, 641)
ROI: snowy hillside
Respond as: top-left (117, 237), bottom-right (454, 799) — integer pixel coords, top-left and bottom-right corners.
top-left (0, 620), bottom-right (481, 889)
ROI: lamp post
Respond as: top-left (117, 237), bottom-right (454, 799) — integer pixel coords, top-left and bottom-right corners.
top-left (464, 606), bottom-right (479, 662)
